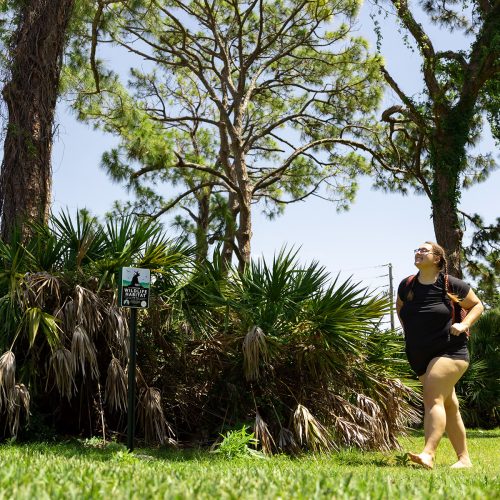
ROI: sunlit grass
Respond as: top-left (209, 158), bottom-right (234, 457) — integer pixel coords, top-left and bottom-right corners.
top-left (0, 430), bottom-right (498, 499)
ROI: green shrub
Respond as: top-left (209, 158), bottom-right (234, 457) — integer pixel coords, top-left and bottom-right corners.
top-left (213, 426), bottom-right (264, 459)
top-left (457, 308), bottom-right (500, 428)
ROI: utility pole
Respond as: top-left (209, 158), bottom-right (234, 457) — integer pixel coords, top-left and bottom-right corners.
top-left (388, 263), bottom-right (395, 330)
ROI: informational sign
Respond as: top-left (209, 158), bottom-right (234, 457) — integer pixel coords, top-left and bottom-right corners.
top-left (119, 267), bottom-right (150, 309)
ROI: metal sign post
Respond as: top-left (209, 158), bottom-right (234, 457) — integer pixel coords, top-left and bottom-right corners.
top-left (119, 267), bottom-right (150, 452)
top-left (127, 307), bottom-right (137, 452)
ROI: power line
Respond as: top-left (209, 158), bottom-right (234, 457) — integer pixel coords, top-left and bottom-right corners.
top-left (340, 263), bottom-right (391, 272)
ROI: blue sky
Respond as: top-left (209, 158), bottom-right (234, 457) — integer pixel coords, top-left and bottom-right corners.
top-left (49, 1), bottom-right (498, 318)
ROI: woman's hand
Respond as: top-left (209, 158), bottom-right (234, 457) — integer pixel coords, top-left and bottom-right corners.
top-left (450, 322), bottom-right (469, 336)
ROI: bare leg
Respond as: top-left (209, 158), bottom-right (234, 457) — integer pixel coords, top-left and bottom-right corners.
top-left (444, 389), bottom-right (472, 468)
top-left (408, 357), bottom-right (469, 469)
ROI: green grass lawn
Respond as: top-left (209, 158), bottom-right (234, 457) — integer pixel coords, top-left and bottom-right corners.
top-left (0, 430), bottom-right (498, 499)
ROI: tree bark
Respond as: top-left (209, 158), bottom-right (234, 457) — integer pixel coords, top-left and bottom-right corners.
top-left (432, 170), bottom-right (463, 278)
top-left (0, 0), bottom-right (75, 242)
top-left (194, 191), bottom-right (210, 262)
top-left (236, 187), bottom-right (252, 273)
top-left (221, 192), bottom-right (238, 269)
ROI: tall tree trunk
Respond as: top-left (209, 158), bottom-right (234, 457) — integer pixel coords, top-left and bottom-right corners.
top-left (236, 190), bottom-right (252, 273)
top-left (222, 192), bottom-right (238, 269)
top-left (432, 170), bottom-right (463, 278)
top-left (194, 191), bottom-right (210, 262)
top-left (0, 0), bottom-right (75, 242)
top-left (430, 121), bottom-right (468, 278)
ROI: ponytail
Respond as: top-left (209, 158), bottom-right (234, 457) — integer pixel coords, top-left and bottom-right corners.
top-left (442, 252), bottom-right (460, 303)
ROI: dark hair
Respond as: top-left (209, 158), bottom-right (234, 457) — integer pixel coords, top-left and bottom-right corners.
top-left (407, 241), bottom-right (459, 303)
top-left (425, 241), bottom-right (447, 272)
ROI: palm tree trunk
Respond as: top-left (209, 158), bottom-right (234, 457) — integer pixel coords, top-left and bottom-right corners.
top-left (0, 0), bottom-right (75, 242)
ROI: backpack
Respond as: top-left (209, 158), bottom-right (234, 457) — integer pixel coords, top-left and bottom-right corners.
top-left (402, 273), bottom-right (470, 336)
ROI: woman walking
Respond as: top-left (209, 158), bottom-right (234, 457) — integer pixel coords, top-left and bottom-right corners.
top-left (396, 241), bottom-right (484, 469)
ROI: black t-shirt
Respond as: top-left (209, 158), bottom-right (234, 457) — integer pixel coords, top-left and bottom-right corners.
top-left (397, 273), bottom-right (470, 352)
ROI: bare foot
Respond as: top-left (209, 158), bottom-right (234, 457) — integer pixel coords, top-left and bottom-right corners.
top-left (408, 452), bottom-right (434, 469)
top-left (450, 458), bottom-right (472, 469)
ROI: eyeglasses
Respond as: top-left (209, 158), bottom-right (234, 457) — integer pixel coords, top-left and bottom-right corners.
top-left (414, 248), bottom-right (434, 255)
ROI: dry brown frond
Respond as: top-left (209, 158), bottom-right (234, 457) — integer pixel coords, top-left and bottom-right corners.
top-left (254, 410), bottom-right (275, 455)
top-left (355, 393), bottom-right (392, 450)
top-left (49, 348), bottom-right (75, 401)
top-left (8, 383), bottom-right (30, 437)
top-left (74, 285), bottom-right (103, 336)
top-left (61, 299), bottom-right (76, 337)
top-left (327, 384), bottom-right (421, 451)
top-left (332, 414), bottom-right (371, 448)
top-left (71, 325), bottom-right (99, 379)
top-left (105, 357), bottom-right (127, 413)
top-left (242, 326), bottom-right (269, 381)
top-left (377, 378), bottom-right (422, 449)
top-left (138, 387), bottom-right (176, 445)
top-left (21, 272), bottom-right (61, 309)
top-left (0, 351), bottom-right (16, 412)
top-left (104, 306), bottom-right (129, 361)
top-left (327, 392), bottom-right (384, 449)
top-left (278, 427), bottom-right (300, 455)
top-left (293, 404), bottom-right (334, 452)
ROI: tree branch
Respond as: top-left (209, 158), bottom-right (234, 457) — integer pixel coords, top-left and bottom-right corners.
top-left (388, 0), bottom-right (440, 98)
top-left (152, 182), bottom-right (217, 220)
top-left (175, 153), bottom-right (240, 193)
top-left (380, 67), bottom-right (427, 129)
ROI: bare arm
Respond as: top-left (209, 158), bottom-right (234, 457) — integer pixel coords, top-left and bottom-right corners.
top-left (450, 289), bottom-right (484, 335)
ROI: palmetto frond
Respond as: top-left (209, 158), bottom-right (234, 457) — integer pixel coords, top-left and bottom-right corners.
top-left (230, 248), bottom-right (326, 331)
top-left (332, 414), bottom-right (371, 448)
top-left (457, 309), bottom-right (500, 427)
top-left (21, 307), bottom-right (61, 349)
top-left (61, 299), bottom-right (76, 337)
top-left (7, 383), bottom-right (30, 437)
top-left (0, 239), bottom-right (29, 300)
top-left (71, 325), bottom-right (99, 379)
top-left (24, 219), bottom-right (66, 271)
top-left (137, 233), bottom-right (193, 272)
top-left (0, 296), bottom-right (21, 350)
top-left (21, 272), bottom-right (62, 309)
top-left (49, 348), bottom-right (75, 401)
top-left (104, 306), bottom-right (129, 361)
top-left (105, 357), bottom-right (127, 412)
top-left (254, 410), bottom-right (275, 454)
top-left (138, 387), bottom-right (175, 445)
top-left (74, 285), bottom-right (103, 336)
top-left (51, 210), bottom-right (106, 270)
top-left (242, 326), bottom-right (269, 381)
top-left (277, 427), bottom-right (300, 454)
top-left (0, 350), bottom-right (16, 412)
top-left (293, 404), bottom-right (335, 452)
top-left (97, 216), bottom-right (163, 274)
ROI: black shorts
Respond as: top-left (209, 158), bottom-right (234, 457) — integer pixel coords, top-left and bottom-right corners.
top-left (406, 344), bottom-right (470, 377)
